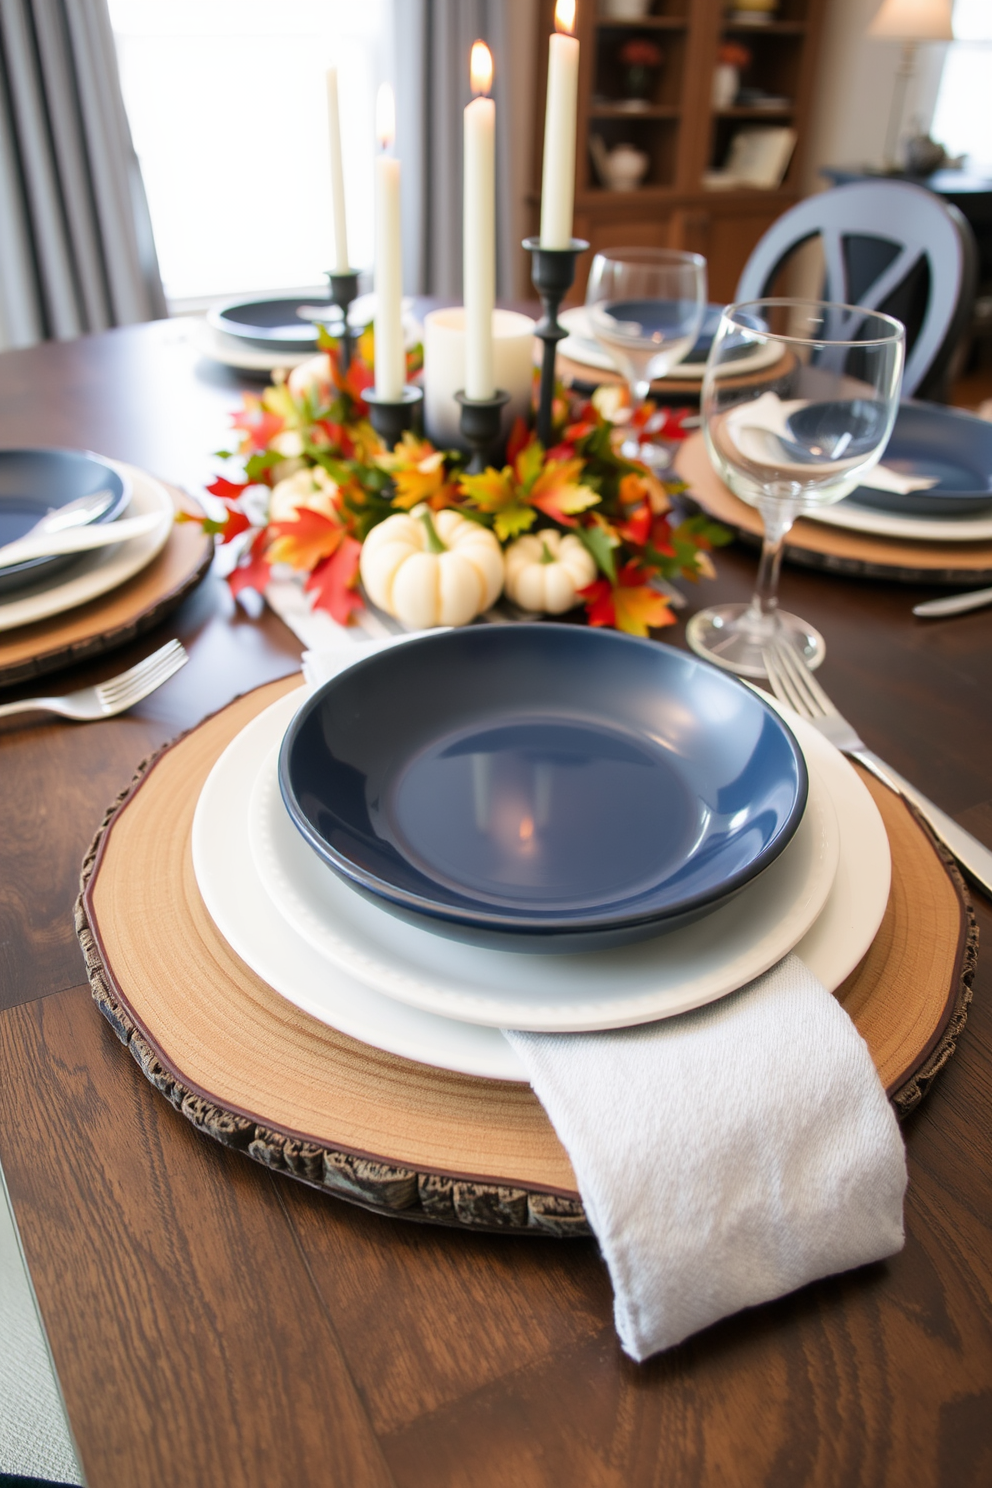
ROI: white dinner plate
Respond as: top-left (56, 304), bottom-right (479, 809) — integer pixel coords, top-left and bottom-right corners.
top-left (193, 679), bottom-right (888, 1072)
top-left (0, 462), bottom-right (174, 632)
top-left (249, 713), bottom-right (842, 1031)
top-left (805, 498), bottom-right (992, 544)
top-left (555, 306), bottom-right (784, 382)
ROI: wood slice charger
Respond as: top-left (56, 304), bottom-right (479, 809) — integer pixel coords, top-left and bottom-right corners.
top-left (0, 484), bottom-right (213, 688)
top-left (76, 676), bottom-right (976, 1237)
top-left (676, 432), bottom-right (992, 585)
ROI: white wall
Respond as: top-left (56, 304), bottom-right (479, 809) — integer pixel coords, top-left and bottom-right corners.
top-left (804, 0), bottom-right (948, 189)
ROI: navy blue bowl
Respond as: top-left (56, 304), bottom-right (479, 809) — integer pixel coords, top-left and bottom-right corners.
top-left (843, 402), bottom-right (992, 517)
top-left (0, 449), bottom-right (131, 597)
top-left (208, 296), bottom-right (327, 353)
top-left (279, 626), bottom-right (808, 951)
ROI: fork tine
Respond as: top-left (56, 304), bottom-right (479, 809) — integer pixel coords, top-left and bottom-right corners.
top-left (97, 642), bottom-right (187, 707)
top-left (762, 643), bottom-right (811, 718)
top-left (97, 641), bottom-right (186, 702)
top-left (772, 638), bottom-right (838, 719)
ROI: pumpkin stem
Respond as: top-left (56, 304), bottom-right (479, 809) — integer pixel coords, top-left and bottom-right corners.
top-left (539, 539), bottom-right (556, 564)
top-left (416, 507), bottom-right (448, 554)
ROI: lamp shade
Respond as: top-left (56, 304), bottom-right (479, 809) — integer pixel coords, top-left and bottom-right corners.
top-left (868, 0), bottom-right (954, 40)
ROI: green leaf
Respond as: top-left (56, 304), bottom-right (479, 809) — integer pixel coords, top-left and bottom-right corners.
top-left (244, 451), bottom-right (283, 483)
top-left (493, 505), bottom-right (537, 542)
top-left (575, 523), bottom-right (617, 583)
top-left (213, 449), bottom-right (235, 460)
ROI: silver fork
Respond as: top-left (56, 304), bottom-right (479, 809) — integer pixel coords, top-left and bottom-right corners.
top-left (763, 636), bottom-right (992, 898)
top-left (0, 639), bottom-right (188, 722)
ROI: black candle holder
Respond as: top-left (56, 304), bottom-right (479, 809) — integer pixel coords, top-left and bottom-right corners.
top-left (523, 235), bottom-right (589, 449)
top-left (455, 389), bottom-right (511, 474)
top-left (364, 385), bottom-right (423, 449)
top-left (325, 270), bottom-right (361, 371)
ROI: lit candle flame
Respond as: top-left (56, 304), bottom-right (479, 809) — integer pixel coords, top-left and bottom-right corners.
top-left (376, 82), bottom-right (395, 151)
top-left (554, 0), bottom-right (576, 35)
top-left (470, 40), bottom-right (493, 96)
top-left (518, 816), bottom-right (535, 844)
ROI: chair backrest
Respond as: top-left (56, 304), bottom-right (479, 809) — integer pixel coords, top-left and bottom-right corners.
top-left (735, 181), bottom-right (978, 399)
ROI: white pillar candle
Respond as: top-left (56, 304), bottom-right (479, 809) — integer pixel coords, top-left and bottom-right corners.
top-left (539, 0), bottom-right (580, 250)
top-left (463, 42), bottom-right (496, 401)
top-left (325, 68), bottom-right (350, 272)
top-left (424, 308), bottom-right (536, 449)
top-left (374, 83), bottom-right (405, 401)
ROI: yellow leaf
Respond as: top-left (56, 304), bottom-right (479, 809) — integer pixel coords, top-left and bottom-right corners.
top-left (459, 466), bottom-right (516, 512)
top-left (493, 505), bottom-right (537, 542)
top-left (613, 584), bottom-right (675, 638)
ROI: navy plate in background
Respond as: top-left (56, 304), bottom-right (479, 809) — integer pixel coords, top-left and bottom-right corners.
top-left (0, 449), bottom-right (130, 597)
top-left (279, 627), bottom-right (808, 951)
top-left (847, 402), bottom-right (992, 516)
top-left (208, 297), bottom-right (332, 353)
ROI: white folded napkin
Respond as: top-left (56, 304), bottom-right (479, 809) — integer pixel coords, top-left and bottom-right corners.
top-left (727, 392), bottom-right (937, 494)
top-left (504, 952), bottom-right (906, 1361)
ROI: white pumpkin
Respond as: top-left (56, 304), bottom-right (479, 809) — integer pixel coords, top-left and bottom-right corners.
top-left (269, 465), bottom-right (339, 523)
top-left (360, 506), bottom-right (504, 628)
top-left (504, 529), bottom-right (597, 614)
top-left (287, 353), bottom-right (334, 402)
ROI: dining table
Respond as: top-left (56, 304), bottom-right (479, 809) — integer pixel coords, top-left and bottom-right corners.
top-left (0, 312), bottom-right (990, 1488)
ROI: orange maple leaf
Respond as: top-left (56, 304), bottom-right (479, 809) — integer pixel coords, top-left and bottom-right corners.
top-left (613, 583), bottom-right (675, 637)
top-left (228, 529), bottom-right (272, 600)
top-left (266, 507), bottom-right (345, 571)
top-left (529, 457), bottom-right (600, 527)
top-left (231, 396), bottom-right (284, 453)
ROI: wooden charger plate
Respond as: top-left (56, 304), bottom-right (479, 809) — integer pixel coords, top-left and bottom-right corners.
top-left (76, 676), bottom-right (976, 1237)
top-left (0, 486), bottom-right (213, 688)
top-left (676, 433), bottom-right (992, 585)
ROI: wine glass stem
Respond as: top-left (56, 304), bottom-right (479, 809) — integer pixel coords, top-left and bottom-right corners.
top-left (746, 499), bottom-right (799, 629)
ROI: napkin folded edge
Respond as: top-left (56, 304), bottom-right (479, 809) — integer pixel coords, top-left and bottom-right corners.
top-left (504, 953), bottom-right (907, 1361)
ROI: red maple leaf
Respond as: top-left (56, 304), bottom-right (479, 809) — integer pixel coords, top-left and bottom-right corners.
top-left (578, 578), bottom-right (615, 629)
top-left (304, 536), bottom-right (363, 625)
top-left (231, 401), bottom-right (284, 453)
top-left (616, 500), bottom-right (651, 548)
top-left (214, 507), bottom-right (251, 544)
top-left (342, 359), bottom-right (373, 411)
top-left (266, 507), bottom-right (345, 571)
top-left (228, 529), bottom-right (272, 600)
top-left (505, 417), bottom-right (532, 465)
top-left (649, 514), bottom-right (676, 556)
top-left (206, 476), bottom-right (250, 502)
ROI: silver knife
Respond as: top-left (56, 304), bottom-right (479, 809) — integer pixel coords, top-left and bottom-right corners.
top-left (913, 586), bottom-right (992, 618)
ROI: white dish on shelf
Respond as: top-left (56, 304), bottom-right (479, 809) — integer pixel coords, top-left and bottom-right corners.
top-left (192, 679), bottom-right (888, 1074)
top-left (0, 462), bottom-right (174, 632)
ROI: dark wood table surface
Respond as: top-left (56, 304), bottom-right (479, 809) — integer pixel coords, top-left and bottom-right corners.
top-left (0, 319), bottom-right (990, 1488)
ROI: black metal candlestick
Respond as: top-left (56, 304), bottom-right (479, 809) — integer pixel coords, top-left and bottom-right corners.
top-left (455, 390), bottom-right (511, 474)
top-left (364, 385), bottom-right (423, 449)
top-left (325, 270), bottom-right (361, 371)
top-left (523, 235), bottom-right (589, 449)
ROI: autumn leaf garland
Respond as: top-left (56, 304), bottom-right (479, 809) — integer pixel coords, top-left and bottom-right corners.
top-left (191, 333), bottom-right (728, 634)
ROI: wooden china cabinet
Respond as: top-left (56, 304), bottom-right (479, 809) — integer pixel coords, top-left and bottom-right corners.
top-left (530, 0), bottom-right (829, 302)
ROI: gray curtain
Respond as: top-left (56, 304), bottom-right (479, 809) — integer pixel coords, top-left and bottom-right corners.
top-left (0, 0), bottom-right (166, 350)
top-left (393, 0), bottom-right (518, 300)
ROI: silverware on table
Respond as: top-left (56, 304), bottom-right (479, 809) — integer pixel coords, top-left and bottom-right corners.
top-left (0, 509), bottom-right (164, 569)
top-left (762, 635), bottom-right (992, 899)
top-left (913, 586), bottom-right (992, 618)
top-left (0, 639), bottom-right (188, 723)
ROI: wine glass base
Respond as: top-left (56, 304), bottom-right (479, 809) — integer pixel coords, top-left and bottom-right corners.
top-left (686, 605), bottom-right (825, 679)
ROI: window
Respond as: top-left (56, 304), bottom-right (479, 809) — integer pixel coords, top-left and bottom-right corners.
top-left (108, 0), bottom-right (386, 306)
top-left (930, 0), bottom-right (992, 168)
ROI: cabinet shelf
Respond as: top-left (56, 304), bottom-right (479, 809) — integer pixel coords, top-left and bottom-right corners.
top-left (589, 105), bottom-right (681, 120)
top-left (715, 105), bottom-right (795, 118)
top-left (595, 17), bottom-right (689, 30)
top-left (721, 20), bottom-right (807, 35)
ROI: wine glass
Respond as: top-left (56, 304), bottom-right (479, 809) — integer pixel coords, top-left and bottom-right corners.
top-left (585, 248), bottom-right (707, 466)
top-left (686, 298), bottom-right (905, 677)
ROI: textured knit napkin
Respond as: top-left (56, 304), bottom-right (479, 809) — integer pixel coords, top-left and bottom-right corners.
top-left (504, 953), bottom-right (907, 1361)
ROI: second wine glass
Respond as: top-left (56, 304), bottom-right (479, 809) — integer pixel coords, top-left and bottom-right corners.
top-left (586, 248), bottom-right (707, 465)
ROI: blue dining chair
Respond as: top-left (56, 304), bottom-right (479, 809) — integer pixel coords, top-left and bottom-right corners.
top-left (735, 180), bottom-right (979, 401)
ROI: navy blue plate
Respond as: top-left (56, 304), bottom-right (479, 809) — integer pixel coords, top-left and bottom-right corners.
top-left (279, 627), bottom-right (808, 951)
top-left (208, 296), bottom-right (332, 353)
top-left (842, 402), bottom-right (991, 516)
top-left (0, 449), bottom-right (131, 597)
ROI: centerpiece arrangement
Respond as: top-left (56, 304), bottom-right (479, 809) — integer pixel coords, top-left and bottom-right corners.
top-left (186, 0), bottom-right (727, 635)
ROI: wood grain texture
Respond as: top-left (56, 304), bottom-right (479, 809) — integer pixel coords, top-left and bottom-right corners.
top-left (0, 321), bottom-right (989, 1486)
top-left (0, 986), bottom-right (395, 1488)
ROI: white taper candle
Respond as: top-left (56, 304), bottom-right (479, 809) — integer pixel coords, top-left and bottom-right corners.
top-left (539, 1), bottom-right (579, 249)
top-left (463, 41), bottom-right (496, 401)
top-left (325, 68), bottom-right (350, 272)
top-left (374, 84), bottom-right (405, 401)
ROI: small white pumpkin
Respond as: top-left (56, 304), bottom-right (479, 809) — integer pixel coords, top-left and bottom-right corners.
top-left (269, 465), bottom-right (339, 523)
top-left (360, 506), bottom-right (504, 628)
top-left (504, 529), bottom-right (597, 614)
top-left (287, 353), bottom-right (333, 402)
